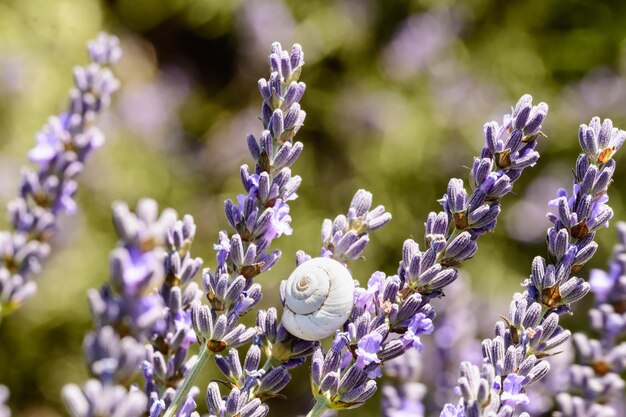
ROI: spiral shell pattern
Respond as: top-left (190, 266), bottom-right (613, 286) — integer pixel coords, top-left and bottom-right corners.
top-left (281, 257), bottom-right (355, 341)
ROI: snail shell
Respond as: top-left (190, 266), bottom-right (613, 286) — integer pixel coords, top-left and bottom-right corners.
top-left (281, 257), bottom-right (355, 341)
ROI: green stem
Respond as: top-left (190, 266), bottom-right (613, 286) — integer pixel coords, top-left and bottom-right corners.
top-left (261, 356), bottom-right (274, 372)
top-left (306, 398), bottom-right (330, 417)
top-left (163, 342), bottom-right (212, 417)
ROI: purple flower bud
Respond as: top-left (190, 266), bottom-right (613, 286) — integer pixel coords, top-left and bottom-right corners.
top-left (205, 382), bottom-right (222, 415)
top-left (559, 277), bottom-right (589, 304)
top-left (350, 189), bottom-right (373, 217)
top-left (191, 302), bottom-right (213, 340)
top-left (244, 344), bottom-right (261, 374)
top-left (446, 179), bottom-right (468, 214)
top-left (319, 371), bottom-right (340, 394)
top-left (339, 379), bottom-right (377, 405)
top-left (258, 366), bottom-right (291, 394)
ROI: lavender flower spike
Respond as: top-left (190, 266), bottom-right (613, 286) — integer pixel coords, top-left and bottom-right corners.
top-left (143, 215), bottom-right (205, 416)
top-left (549, 222), bottom-right (626, 417)
top-left (0, 33), bottom-right (121, 318)
top-left (63, 199), bottom-right (178, 417)
top-left (443, 117), bottom-right (624, 416)
top-left (320, 189), bottom-right (392, 263)
top-left (163, 41), bottom-right (307, 417)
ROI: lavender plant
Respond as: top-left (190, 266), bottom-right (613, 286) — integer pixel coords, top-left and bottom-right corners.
top-left (5, 30), bottom-right (626, 417)
top-left (0, 33), bottom-right (121, 318)
top-left (382, 348), bottom-right (427, 416)
top-left (143, 214), bottom-right (204, 416)
top-left (549, 221), bottom-right (626, 417)
top-left (201, 190), bottom-right (392, 417)
top-left (301, 95), bottom-right (548, 416)
top-left (381, 278), bottom-right (484, 417)
top-left (62, 199), bottom-right (179, 417)
top-left (443, 117), bottom-right (625, 417)
top-left (163, 41), bottom-right (308, 417)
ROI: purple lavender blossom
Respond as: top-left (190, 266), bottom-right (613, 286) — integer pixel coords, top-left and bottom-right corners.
top-left (204, 188), bottom-right (392, 416)
top-left (304, 95), bottom-right (547, 416)
top-left (381, 10), bottom-right (461, 81)
top-left (440, 403), bottom-right (464, 417)
top-left (64, 199), bottom-right (180, 417)
top-left (0, 33), bottom-right (121, 317)
top-left (542, 222), bottom-right (626, 417)
top-left (354, 271), bottom-right (391, 313)
top-left (12, 31), bottom-right (626, 417)
top-left (382, 383), bottom-right (426, 417)
top-left (240, 189), bottom-right (392, 415)
top-left (320, 189), bottom-right (392, 263)
top-left (163, 41), bottom-right (308, 417)
top-left (62, 380), bottom-right (147, 417)
top-left (382, 348), bottom-right (426, 417)
top-left (382, 277), bottom-right (484, 417)
top-left (143, 215), bottom-right (204, 415)
top-left (443, 117), bottom-right (624, 417)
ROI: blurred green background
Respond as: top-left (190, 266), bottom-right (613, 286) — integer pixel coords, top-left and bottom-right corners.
top-left (1, 0), bottom-right (626, 415)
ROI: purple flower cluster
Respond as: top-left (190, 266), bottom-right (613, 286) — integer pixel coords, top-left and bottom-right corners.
top-left (0, 33), bottom-right (121, 317)
top-left (551, 221), bottom-right (626, 417)
top-left (381, 278), bottom-right (484, 417)
top-left (381, 348), bottom-right (426, 417)
top-left (5, 32), bottom-right (626, 417)
top-left (444, 117), bottom-right (625, 417)
top-left (143, 215), bottom-right (204, 416)
top-left (320, 189), bottom-right (392, 262)
top-left (203, 189), bottom-right (393, 416)
top-left (304, 95), bottom-right (547, 416)
top-left (63, 199), bottom-right (183, 417)
top-left (163, 41), bottom-right (308, 417)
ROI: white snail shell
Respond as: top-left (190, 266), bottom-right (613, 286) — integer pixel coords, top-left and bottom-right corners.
top-left (281, 257), bottom-right (355, 341)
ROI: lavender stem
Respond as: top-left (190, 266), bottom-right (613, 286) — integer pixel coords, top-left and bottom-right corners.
top-left (306, 398), bottom-right (330, 417)
top-left (162, 344), bottom-right (212, 417)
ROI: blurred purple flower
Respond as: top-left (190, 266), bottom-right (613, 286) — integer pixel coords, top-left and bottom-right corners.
top-left (238, 0), bottom-right (296, 69)
top-left (119, 248), bottom-right (158, 296)
top-left (0, 385), bottom-right (9, 417)
top-left (382, 382), bottom-right (426, 417)
top-left (381, 10), bottom-right (461, 80)
top-left (1, 33), bottom-right (121, 317)
top-left (0, 54), bottom-right (26, 95)
top-left (589, 268), bottom-right (614, 303)
top-left (118, 68), bottom-right (189, 145)
top-left (28, 114), bottom-right (70, 169)
top-left (560, 68), bottom-right (626, 123)
top-left (440, 402), bottom-right (464, 417)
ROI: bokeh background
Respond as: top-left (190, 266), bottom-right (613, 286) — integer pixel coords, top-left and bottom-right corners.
top-left (1, 0), bottom-right (626, 415)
